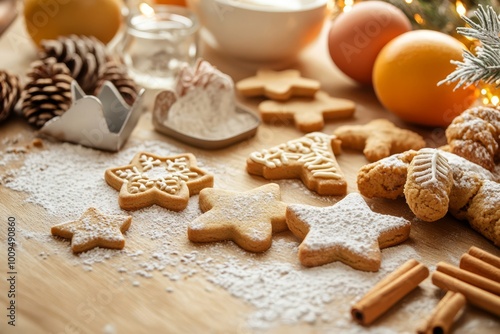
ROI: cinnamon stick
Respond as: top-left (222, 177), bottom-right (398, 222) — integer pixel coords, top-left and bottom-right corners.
top-left (364, 259), bottom-right (420, 298)
top-left (460, 253), bottom-right (500, 282)
top-left (417, 291), bottom-right (466, 334)
top-left (468, 246), bottom-right (500, 269)
top-left (437, 261), bottom-right (500, 296)
top-left (432, 271), bottom-right (500, 317)
top-left (351, 260), bottom-right (429, 325)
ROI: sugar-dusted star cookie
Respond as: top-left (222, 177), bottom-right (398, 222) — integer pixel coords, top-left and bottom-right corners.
top-left (259, 91), bottom-right (355, 132)
top-left (236, 69), bottom-right (320, 101)
top-left (188, 183), bottom-right (288, 252)
top-left (105, 152), bottom-right (213, 211)
top-left (51, 207), bottom-right (132, 253)
top-left (333, 119), bottom-right (426, 162)
top-left (286, 193), bottom-right (411, 271)
top-left (247, 132), bottom-right (347, 195)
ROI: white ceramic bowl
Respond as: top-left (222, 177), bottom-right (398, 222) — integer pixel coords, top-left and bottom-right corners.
top-left (187, 0), bottom-right (328, 62)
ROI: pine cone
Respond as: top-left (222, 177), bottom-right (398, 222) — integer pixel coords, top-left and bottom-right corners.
top-left (94, 61), bottom-right (139, 106)
top-left (0, 70), bottom-right (21, 123)
top-left (39, 35), bottom-right (108, 93)
top-left (22, 58), bottom-right (73, 127)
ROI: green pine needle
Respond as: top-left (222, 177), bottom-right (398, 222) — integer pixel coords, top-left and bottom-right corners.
top-left (440, 5), bottom-right (500, 89)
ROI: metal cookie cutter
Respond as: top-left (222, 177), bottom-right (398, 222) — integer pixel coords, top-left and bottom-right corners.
top-left (152, 90), bottom-right (260, 150)
top-left (40, 81), bottom-right (145, 151)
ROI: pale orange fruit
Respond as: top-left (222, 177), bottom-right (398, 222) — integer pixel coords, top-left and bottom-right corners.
top-left (373, 30), bottom-right (476, 127)
top-left (23, 0), bottom-right (123, 46)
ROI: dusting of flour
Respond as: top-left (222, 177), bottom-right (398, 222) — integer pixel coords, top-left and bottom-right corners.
top-left (0, 139), bottom-right (462, 332)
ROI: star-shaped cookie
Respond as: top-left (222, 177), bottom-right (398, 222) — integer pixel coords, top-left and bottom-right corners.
top-left (333, 119), bottom-right (426, 162)
top-left (188, 183), bottom-right (288, 252)
top-left (236, 69), bottom-right (320, 101)
top-left (51, 207), bottom-right (132, 253)
top-left (286, 193), bottom-right (411, 271)
top-left (105, 152), bottom-right (213, 211)
top-left (247, 132), bottom-right (347, 195)
top-left (259, 91), bottom-right (356, 132)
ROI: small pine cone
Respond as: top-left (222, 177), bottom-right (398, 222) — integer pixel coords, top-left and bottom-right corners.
top-left (0, 70), bottom-right (21, 123)
top-left (22, 58), bottom-right (73, 127)
top-left (39, 35), bottom-right (108, 94)
top-left (94, 61), bottom-right (139, 106)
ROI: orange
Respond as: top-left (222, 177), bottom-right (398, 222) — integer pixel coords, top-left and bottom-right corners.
top-left (373, 30), bottom-right (476, 127)
top-left (152, 0), bottom-right (186, 5)
top-left (23, 0), bottom-right (123, 46)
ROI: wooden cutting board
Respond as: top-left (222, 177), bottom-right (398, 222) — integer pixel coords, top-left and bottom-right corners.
top-left (0, 16), bottom-right (499, 334)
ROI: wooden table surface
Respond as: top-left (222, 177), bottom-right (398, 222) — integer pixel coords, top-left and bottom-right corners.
top-left (1, 12), bottom-right (499, 334)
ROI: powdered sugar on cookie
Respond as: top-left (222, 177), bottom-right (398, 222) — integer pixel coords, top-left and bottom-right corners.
top-left (286, 193), bottom-right (411, 271)
top-left (188, 183), bottom-right (288, 252)
top-left (51, 207), bottom-right (132, 253)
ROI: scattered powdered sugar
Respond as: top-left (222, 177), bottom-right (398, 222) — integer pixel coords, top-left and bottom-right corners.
top-left (442, 151), bottom-right (495, 182)
top-left (0, 138), bottom-right (475, 332)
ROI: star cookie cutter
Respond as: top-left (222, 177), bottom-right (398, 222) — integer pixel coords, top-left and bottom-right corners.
top-left (40, 81), bottom-right (145, 152)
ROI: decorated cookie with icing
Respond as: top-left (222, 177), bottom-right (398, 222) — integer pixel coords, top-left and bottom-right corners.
top-left (236, 69), bottom-right (320, 101)
top-left (51, 207), bottom-right (132, 253)
top-left (247, 132), bottom-right (347, 195)
top-left (357, 149), bottom-right (500, 246)
top-left (404, 148), bottom-right (454, 222)
top-left (188, 183), bottom-right (288, 252)
top-left (286, 193), bottom-right (411, 271)
top-left (105, 152), bottom-right (214, 211)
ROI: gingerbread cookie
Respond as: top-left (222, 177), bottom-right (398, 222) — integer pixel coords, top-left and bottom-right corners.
top-left (357, 150), bottom-right (418, 199)
top-left (259, 91), bottom-right (355, 133)
top-left (188, 183), bottom-right (288, 252)
top-left (236, 69), bottom-right (320, 101)
top-left (286, 193), bottom-right (411, 271)
top-left (105, 152), bottom-right (213, 211)
top-left (333, 119), bottom-right (426, 162)
top-left (446, 106), bottom-right (500, 171)
top-left (247, 132), bottom-right (347, 195)
top-left (404, 148), bottom-right (454, 222)
top-left (465, 179), bottom-right (500, 246)
top-left (357, 149), bottom-right (500, 245)
top-left (51, 207), bottom-right (132, 253)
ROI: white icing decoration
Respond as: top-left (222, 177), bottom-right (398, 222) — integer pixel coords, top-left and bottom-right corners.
top-left (115, 155), bottom-right (199, 195)
top-left (250, 133), bottom-right (342, 179)
top-left (411, 148), bottom-right (450, 187)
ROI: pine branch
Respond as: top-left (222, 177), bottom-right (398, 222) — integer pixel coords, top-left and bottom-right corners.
top-left (440, 5), bottom-right (500, 88)
top-left (457, 5), bottom-right (500, 47)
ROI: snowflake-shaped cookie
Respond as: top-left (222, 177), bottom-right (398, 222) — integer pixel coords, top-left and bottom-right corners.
top-left (105, 152), bottom-right (213, 211)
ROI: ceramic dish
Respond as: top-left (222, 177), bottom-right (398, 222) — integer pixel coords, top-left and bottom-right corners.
top-left (152, 90), bottom-right (260, 150)
top-left (187, 0), bottom-right (328, 62)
